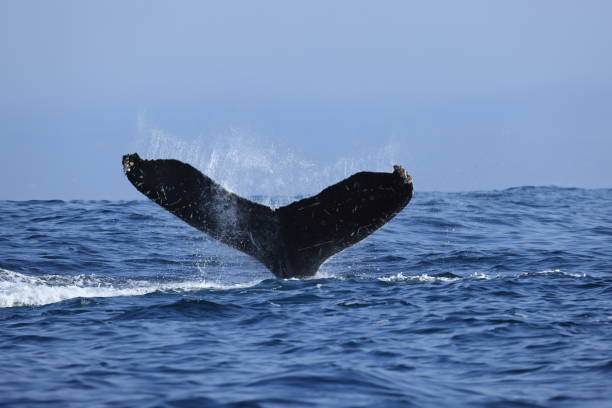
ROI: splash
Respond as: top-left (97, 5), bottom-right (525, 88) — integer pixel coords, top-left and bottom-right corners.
top-left (0, 269), bottom-right (262, 308)
top-left (135, 114), bottom-right (402, 201)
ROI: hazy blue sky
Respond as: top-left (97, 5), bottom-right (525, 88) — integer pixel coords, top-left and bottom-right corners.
top-left (1, 1), bottom-right (611, 199)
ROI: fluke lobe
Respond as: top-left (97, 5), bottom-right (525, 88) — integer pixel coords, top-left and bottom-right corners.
top-left (122, 153), bottom-right (413, 278)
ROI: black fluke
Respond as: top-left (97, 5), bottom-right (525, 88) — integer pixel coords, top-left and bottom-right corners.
top-left (122, 153), bottom-right (413, 278)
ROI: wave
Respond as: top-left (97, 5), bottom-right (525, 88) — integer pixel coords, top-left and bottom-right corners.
top-left (0, 267), bottom-right (594, 308)
top-left (0, 269), bottom-right (262, 308)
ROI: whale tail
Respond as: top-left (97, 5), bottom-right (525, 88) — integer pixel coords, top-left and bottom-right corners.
top-left (123, 153), bottom-right (413, 278)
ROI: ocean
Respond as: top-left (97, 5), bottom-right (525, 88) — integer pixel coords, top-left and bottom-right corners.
top-left (1, 187), bottom-right (611, 407)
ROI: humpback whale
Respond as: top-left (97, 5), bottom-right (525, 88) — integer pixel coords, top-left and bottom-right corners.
top-left (122, 153), bottom-right (413, 278)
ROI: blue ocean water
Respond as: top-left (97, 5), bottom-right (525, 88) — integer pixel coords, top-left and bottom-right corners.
top-left (1, 187), bottom-right (611, 407)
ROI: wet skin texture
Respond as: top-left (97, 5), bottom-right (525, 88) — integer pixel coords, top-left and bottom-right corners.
top-left (123, 153), bottom-right (413, 278)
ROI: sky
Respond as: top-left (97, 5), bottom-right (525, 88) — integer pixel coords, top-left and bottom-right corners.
top-left (1, 0), bottom-right (611, 199)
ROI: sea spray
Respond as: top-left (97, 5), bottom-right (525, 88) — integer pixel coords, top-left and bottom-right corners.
top-left (136, 115), bottom-right (403, 203)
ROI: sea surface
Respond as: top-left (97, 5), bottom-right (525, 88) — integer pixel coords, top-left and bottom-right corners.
top-left (1, 187), bottom-right (611, 407)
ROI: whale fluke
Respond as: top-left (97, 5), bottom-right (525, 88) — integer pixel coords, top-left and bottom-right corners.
top-left (122, 153), bottom-right (413, 278)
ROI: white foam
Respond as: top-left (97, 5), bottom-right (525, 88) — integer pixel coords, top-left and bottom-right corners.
top-left (0, 269), bottom-right (261, 308)
top-left (516, 269), bottom-right (587, 278)
top-left (377, 269), bottom-right (587, 283)
top-left (378, 273), bottom-right (461, 282)
top-left (468, 272), bottom-right (491, 279)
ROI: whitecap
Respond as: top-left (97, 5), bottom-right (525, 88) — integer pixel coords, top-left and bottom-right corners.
top-left (514, 269), bottom-right (587, 279)
top-left (378, 272), bottom-right (461, 283)
top-left (0, 268), bottom-right (261, 308)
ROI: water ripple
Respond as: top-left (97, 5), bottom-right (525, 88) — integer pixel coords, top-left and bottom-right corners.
top-left (0, 188), bottom-right (611, 407)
